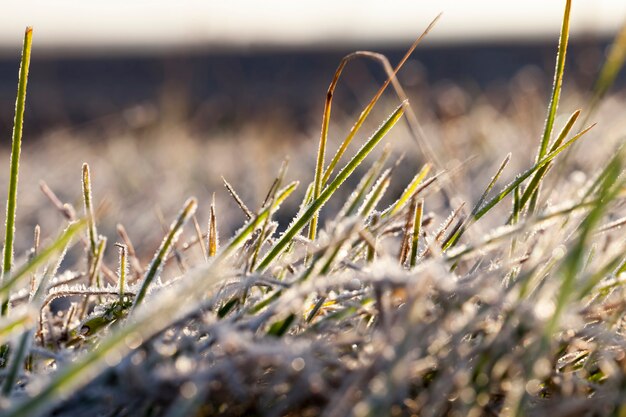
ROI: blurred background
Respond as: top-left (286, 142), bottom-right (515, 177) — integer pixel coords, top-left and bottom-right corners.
top-left (0, 1), bottom-right (625, 262)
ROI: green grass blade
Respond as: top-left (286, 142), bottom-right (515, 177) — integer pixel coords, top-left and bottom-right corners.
top-left (256, 103), bottom-right (405, 272)
top-left (0, 219), bottom-right (86, 301)
top-left (443, 153), bottom-right (510, 250)
top-left (537, 0), bottom-right (571, 160)
top-left (221, 181), bottom-right (298, 259)
top-left (384, 163), bottom-right (431, 217)
top-left (1, 27), bottom-right (33, 316)
top-left (521, 109), bottom-right (581, 218)
top-left (474, 123), bottom-right (593, 221)
top-left (307, 19), bottom-right (438, 248)
top-left (132, 198), bottom-right (197, 310)
top-left (340, 144), bottom-right (392, 218)
top-left (358, 169), bottom-right (391, 218)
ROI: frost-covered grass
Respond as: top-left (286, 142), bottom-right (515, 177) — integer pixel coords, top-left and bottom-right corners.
top-left (2, 1), bottom-right (626, 416)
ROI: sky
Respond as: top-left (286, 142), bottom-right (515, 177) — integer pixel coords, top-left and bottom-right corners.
top-left (0, 1), bottom-right (625, 55)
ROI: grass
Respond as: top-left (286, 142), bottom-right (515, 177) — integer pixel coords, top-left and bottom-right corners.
top-left (0, 2), bottom-right (625, 416)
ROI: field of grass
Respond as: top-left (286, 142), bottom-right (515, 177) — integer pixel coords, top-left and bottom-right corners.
top-left (1, 1), bottom-right (626, 416)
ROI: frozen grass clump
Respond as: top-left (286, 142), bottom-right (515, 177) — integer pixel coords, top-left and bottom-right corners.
top-left (2, 1), bottom-right (626, 416)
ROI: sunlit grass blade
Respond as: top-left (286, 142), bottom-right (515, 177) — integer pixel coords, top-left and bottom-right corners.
top-left (1, 27), bottom-right (33, 317)
top-left (473, 123), bottom-right (593, 221)
top-left (82, 163), bottom-right (98, 257)
top-left (116, 223), bottom-right (143, 279)
top-left (0, 219), bottom-right (86, 301)
top-left (115, 243), bottom-right (127, 299)
top-left (444, 198), bottom-right (598, 263)
top-left (443, 153), bottom-right (510, 250)
top-left (207, 194), bottom-right (218, 258)
top-left (222, 177), bottom-right (252, 220)
top-left (321, 15), bottom-right (440, 186)
top-left (536, 0), bottom-right (571, 161)
top-left (307, 17), bottom-right (438, 249)
top-left (523, 109), bottom-right (581, 217)
top-left (256, 103), bottom-right (405, 272)
top-left (384, 163), bottom-right (432, 217)
top-left (358, 168), bottom-right (391, 218)
top-left (221, 181), bottom-right (298, 259)
top-left (132, 198), bottom-right (197, 310)
top-left (339, 144), bottom-right (391, 218)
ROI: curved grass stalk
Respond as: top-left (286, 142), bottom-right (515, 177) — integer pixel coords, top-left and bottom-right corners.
top-left (307, 14), bottom-right (441, 249)
top-left (256, 103), bottom-right (405, 272)
top-left (1, 27), bottom-right (33, 317)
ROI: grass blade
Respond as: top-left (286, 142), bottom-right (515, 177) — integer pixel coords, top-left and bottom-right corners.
top-left (307, 18), bottom-right (438, 249)
top-left (256, 103), bottom-right (405, 272)
top-left (1, 27), bottom-right (33, 316)
top-left (82, 163), bottom-right (98, 257)
top-left (221, 181), bottom-right (298, 259)
top-left (0, 219), bottom-right (86, 301)
top-left (340, 144), bottom-right (392, 218)
top-left (358, 169), bottom-right (391, 218)
top-left (115, 243), bottom-right (128, 299)
top-left (385, 163), bottom-right (432, 217)
top-left (207, 194), bottom-right (218, 258)
top-left (321, 15), bottom-right (441, 186)
top-left (409, 199), bottom-right (424, 268)
top-left (519, 110), bottom-right (581, 218)
top-left (537, 0), bottom-right (571, 160)
top-left (474, 123), bottom-right (593, 221)
top-left (443, 153), bottom-right (511, 250)
top-left (132, 198), bottom-right (197, 310)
